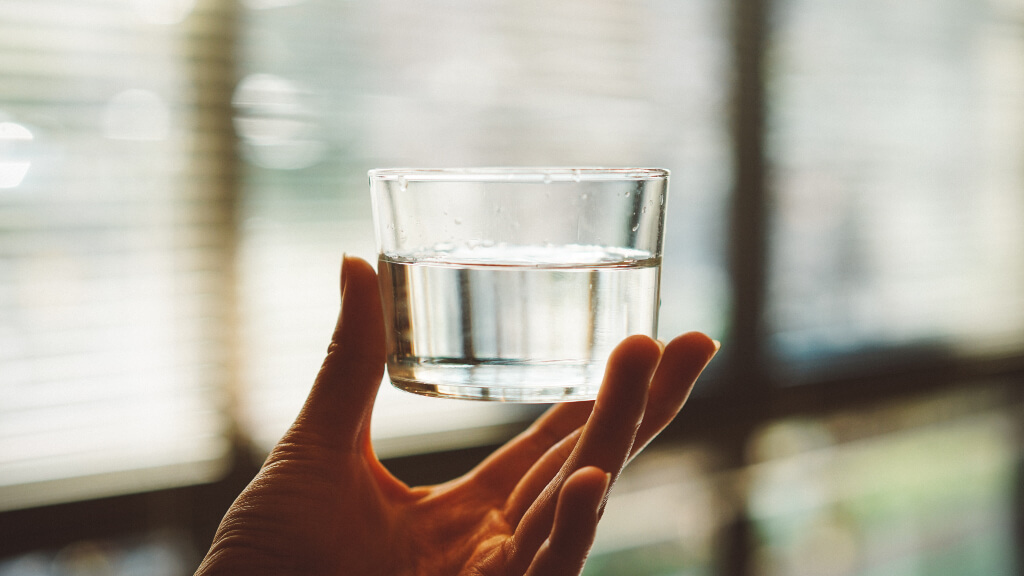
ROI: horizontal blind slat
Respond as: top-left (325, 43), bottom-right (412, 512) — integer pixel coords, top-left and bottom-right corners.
top-left (0, 0), bottom-right (234, 510)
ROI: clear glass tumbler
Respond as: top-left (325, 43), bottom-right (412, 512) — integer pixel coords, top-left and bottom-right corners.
top-left (370, 168), bottom-right (669, 402)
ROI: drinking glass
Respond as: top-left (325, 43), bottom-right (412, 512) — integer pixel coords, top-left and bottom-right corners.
top-left (370, 167), bottom-right (669, 402)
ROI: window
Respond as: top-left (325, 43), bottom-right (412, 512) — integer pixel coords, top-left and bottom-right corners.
top-left (0, 0), bottom-right (231, 511)
top-left (233, 0), bottom-right (731, 454)
top-left (0, 0), bottom-right (730, 506)
top-left (2, 0), bottom-right (1022, 574)
top-left (767, 0), bottom-right (1024, 373)
top-left (748, 387), bottom-right (1020, 575)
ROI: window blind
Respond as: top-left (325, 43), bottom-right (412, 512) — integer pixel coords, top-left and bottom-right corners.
top-left (0, 0), bottom-right (233, 511)
top-left (0, 0), bottom-right (732, 511)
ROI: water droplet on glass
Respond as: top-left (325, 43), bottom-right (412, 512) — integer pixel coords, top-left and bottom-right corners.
top-left (542, 172), bottom-right (553, 184)
top-left (398, 176), bottom-right (408, 192)
top-left (572, 169), bottom-right (581, 183)
top-left (625, 191), bottom-right (631, 198)
top-left (632, 224), bottom-right (639, 232)
top-left (642, 206), bottom-right (647, 214)
top-left (581, 192), bottom-right (588, 200)
top-left (454, 218), bottom-right (462, 225)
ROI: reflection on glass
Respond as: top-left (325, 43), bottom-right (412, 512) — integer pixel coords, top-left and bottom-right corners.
top-left (232, 73), bottom-right (325, 170)
top-left (0, 121), bottom-right (33, 189)
top-left (748, 388), bottom-right (1019, 576)
top-left (767, 0), bottom-right (1024, 365)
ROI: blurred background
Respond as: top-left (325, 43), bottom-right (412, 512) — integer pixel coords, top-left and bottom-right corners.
top-left (1, 0), bottom-right (1023, 574)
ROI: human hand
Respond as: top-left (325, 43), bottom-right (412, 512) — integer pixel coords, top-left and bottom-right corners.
top-left (195, 256), bottom-right (718, 576)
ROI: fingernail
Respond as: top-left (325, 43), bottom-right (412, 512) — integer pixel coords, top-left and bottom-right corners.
top-left (712, 339), bottom-right (722, 352)
top-left (599, 472), bottom-right (613, 515)
top-left (656, 338), bottom-right (667, 352)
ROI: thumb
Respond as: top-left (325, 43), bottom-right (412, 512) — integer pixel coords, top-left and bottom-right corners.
top-left (292, 256), bottom-right (386, 450)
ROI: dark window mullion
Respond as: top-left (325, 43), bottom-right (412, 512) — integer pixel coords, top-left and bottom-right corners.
top-left (719, 0), bottom-right (772, 574)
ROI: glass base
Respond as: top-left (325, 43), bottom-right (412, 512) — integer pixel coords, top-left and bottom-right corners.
top-left (386, 362), bottom-right (603, 402)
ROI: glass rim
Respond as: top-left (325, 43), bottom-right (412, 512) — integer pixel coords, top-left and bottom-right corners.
top-left (368, 167), bottom-right (669, 183)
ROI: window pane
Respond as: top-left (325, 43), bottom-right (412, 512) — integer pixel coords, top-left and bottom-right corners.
top-left (766, 0), bottom-right (1024, 367)
top-left (585, 445), bottom-right (726, 576)
top-left (0, 0), bottom-right (231, 510)
top-left (747, 386), bottom-right (1020, 576)
top-left (235, 0), bottom-right (731, 453)
top-left (0, 530), bottom-right (197, 576)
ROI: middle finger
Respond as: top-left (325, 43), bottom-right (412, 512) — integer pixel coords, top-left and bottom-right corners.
top-left (504, 335), bottom-right (662, 566)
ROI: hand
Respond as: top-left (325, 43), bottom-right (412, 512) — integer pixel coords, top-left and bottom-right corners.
top-left (196, 256), bottom-right (718, 576)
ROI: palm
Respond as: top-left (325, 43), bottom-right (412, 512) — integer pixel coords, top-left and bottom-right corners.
top-left (196, 257), bottom-right (718, 576)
